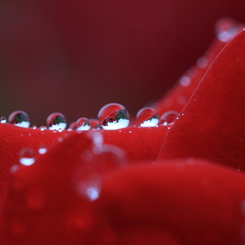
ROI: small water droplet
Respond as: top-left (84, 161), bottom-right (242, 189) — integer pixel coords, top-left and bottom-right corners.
top-left (58, 137), bottom-right (63, 142)
top-left (136, 107), bottom-right (159, 127)
top-left (76, 117), bottom-right (91, 131)
top-left (38, 145), bottom-right (47, 154)
top-left (160, 111), bottom-right (179, 126)
top-left (179, 76), bottom-right (191, 87)
top-left (68, 122), bottom-right (76, 131)
top-left (46, 112), bottom-right (67, 131)
top-left (19, 148), bottom-right (35, 166)
top-left (40, 126), bottom-right (47, 131)
top-left (98, 103), bottom-right (129, 130)
top-left (215, 17), bottom-right (240, 42)
top-left (10, 165), bottom-right (19, 173)
top-left (0, 116), bottom-right (7, 123)
top-left (8, 110), bottom-right (30, 128)
top-left (196, 57), bottom-right (208, 68)
top-left (89, 119), bottom-right (102, 129)
top-left (32, 125), bottom-right (37, 129)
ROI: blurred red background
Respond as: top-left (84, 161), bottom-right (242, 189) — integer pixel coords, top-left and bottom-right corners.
top-left (0, 0), bottom-right (245, 125)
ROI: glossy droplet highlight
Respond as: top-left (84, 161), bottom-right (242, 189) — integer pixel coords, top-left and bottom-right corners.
top-left (98, 103), bottom-right (129, 130)
top-left (47, 112), bottom-right (67, 131)
top-left (136, 107), bottom-right (159, 127)
top-left (76, 117), bottom-right (90, 131)
top-left (19, 148), bottom-right (35, 166)
top-left (160, 111), bottom-right (179, 126)
top-left (0, 117), bottom-right (7, 123)
top-left (38, 145), bottom-right (47, 154)
top-left (8, 110), bottom-right (30, 128)
top-left (215, 17), bottom-right (240, 42)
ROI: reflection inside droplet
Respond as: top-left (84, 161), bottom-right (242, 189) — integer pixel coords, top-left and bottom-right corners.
top-left (0, 117), bottom-right (7, 123)
top-left (136, 107), bottom-right (159, 127)
top-left (8, 110), bottom-right (30, 128)
top-left (98, 103), bottom-right (130, 130)
top-left (76, 117), bottom-right (91, 131)
top-left (46, 112), bottom-right (67, 131)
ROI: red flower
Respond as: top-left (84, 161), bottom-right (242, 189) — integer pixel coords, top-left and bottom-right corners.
top-left (1, 18), bottom-right (245, 245)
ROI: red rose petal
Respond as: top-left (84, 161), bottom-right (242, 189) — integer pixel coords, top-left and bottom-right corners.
top-left (94, 159), bottom-right (245, 244)
top-left (154, 38), bottom-right (226, 117)
top-left (0, 123), bottom-right (67, 203)
top-left (158, 30), bottom-right (245, 169)
top-left (103, 126), bottom-right (168, 162)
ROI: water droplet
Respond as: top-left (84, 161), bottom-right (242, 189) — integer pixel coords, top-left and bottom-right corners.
top-left (46, 112), bottom-right (67, 131)
top-left (215, 17), bottom-right (239, 42)
top-left (136, 107), bottom-right (159, 127)
top-left (160, 111), bottom-right (179, 126)
top-left (19, 148), bottom-right (35, 166)
top-left (98, 103), bottom-right (129, 130)
top-left (0, 116), bottom-right (7, 123)
top-left (32, 125), bottom-right (37, 129)
top-left (10, 165), bottom-right (19, 173)
top-left (58, 137), bottom-right (63, 142)
top-left (40, 126), bottom-right (47, 131)
top-left (176, 96), bottom-right (187, 105)
top-left (38, 145), bottom-right (47, 154)
top-left (75, 144), bottom-right (125, 201)
top-left (196, 57), bottom-right (208, 68)
top-left (179, 76), bottom-right (191, 87)
top-left (76, 117), bottom-right (90, 131)
top-left (8, 110), bottom-right (30, 128)
top-left (89, 119), bottom-right (102, 129)
top-left (68, 122), bottom-right (76, 131)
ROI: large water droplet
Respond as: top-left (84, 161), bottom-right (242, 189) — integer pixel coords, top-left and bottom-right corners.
top-left (19, 148), bottom-right (35, 166)
top-left (215, 17), bottom-right (240, 42)
top-left (76, 117), bottom-right (90, 131)
top-left (160, 111), bottom-right (179, 126)
top-left (75, 144), bottom-right (126, 201)
top-left (0, 117), bottom-right (7, 123)
top-left (98, 103), bottom-right (129, 130)
top-left (47, 112), bottom-right (67, 131)
top-left (8, 110), bottom-right (30, 128)
top-left (136, 107), bottom-right (159, 127)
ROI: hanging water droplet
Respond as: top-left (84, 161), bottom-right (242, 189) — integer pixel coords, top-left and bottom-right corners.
top-left (38, 144), bottom-right (47, 154)
top-left (46, 112), bottom-right (67, 131)
top-left (76, 144), bottom-right (126, 201)
top-left (215, 17), bottom-right (240, 42)
top-left (98, 103), bottom-right (130, 130)
top-left (160, 111), bottom-right (179, 126)
top-left (8, 110), bottom-right (30, 128)
top-left (19, 148), bottom-right (35, 166)
top-left (0, 117), bottom-right (7, 123)
top-left (76, 117), bottom-right (90, 131)
top-left (136, 107), bottom-right (159, 127)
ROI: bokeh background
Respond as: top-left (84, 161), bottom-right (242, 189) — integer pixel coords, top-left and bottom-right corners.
top-left (0, 0), bottom-right (245, 126)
